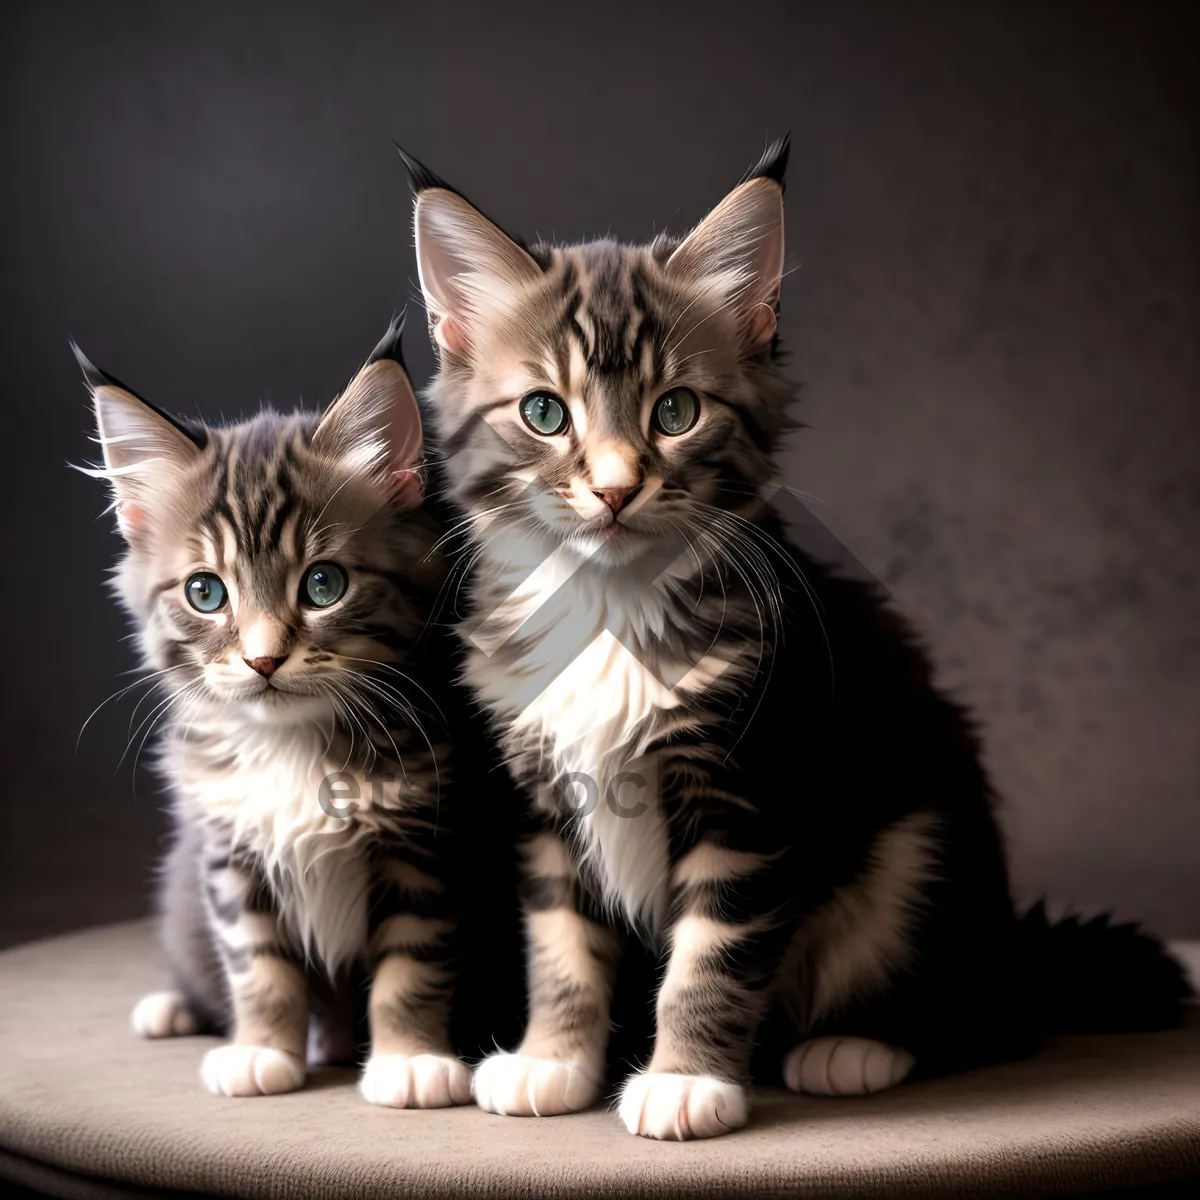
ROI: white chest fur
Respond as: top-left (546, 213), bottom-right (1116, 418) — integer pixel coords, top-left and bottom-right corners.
top-left (466, 548), bottom-right (732, 930)
top-left (529, 625), bottom-right (675, 930)
top-left (175, 716), bottom-right (374, 974)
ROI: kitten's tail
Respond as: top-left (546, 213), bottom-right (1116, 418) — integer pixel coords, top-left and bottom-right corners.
top-left (1016, 900), bottom-right (1193, 1034)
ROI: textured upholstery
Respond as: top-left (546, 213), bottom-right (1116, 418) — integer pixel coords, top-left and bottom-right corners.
top-left (1, 921), bottom-right (1197, 1198)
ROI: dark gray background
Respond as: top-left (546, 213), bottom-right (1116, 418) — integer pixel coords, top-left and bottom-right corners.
top-left (1, 1), bottom-right (1196, 948)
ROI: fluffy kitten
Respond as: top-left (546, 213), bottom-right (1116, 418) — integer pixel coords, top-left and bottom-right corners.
top-left (400, 140), bottom-right (1191, 1140)
top-left (77, 314), bottom-right (493, 1106)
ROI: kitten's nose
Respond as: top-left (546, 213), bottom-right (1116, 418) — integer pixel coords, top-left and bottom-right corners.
top-left (244, 655), bottom-right (287, 678)
top-left (592, 485), bottom-right (642, 513)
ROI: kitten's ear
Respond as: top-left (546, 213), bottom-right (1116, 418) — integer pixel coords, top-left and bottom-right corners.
top-left (665, 135), bottom-right (789, 353)
top-left (73, 340), bottom-right (205, 541)
top-left (313, 311), bottom-right (425, 510)
top-left (397, 145), bottom-right (542, 359)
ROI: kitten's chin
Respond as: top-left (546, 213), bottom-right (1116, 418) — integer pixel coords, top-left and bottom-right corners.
top-left (564, 521), bottom-right (685, 569)
top-left (236, 690), bottom-right (335, 727)
top-left (562, 523), bottom-right (647, 565)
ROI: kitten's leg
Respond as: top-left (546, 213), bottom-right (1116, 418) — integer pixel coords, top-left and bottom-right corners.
top-left (133, 818), bottom-right (225, 1039)
top-left (773, 811), bottom-right (947, 1095)
top-left (199, 846), bottom-right (307, 1097)
top-left (359, 856), bottom-right (472, 1109)
top-left (617, 778), bottom-right (796, 1140)
top-left (474, 831), bottom-right (623, 1117)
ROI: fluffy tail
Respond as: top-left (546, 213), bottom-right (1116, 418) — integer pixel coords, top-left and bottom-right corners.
top-left (1016, 900), bottom-right (1193, 1035)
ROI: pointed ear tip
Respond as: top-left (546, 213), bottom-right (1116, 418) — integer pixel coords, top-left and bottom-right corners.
top-left (365, 306), bottom-right (420, 377)
top-left (72, 355), bottom-right (209, 451)
top-left (743, 135), bottom-right (791, 191)
top-left (69, 338), bottom-right (106, 389)
top-left (392, 142), bottom-right (453, 196)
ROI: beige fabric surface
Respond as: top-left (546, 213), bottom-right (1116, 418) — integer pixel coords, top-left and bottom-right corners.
top-left (0, 922), bottom-right (1197, 1199)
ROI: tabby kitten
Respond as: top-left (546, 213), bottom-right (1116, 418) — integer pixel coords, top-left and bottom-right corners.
top-left (77, 315), bottom-right (478, 1106)
top-left (400, 140), bottom-right (1190, 1140)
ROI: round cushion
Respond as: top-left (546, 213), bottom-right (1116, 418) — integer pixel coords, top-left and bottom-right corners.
top-left (0, 921), bottom-right (1197, 1198)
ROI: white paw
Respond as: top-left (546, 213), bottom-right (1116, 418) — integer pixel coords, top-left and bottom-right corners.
top-left (782, 1037), bottom-right (914, 1096)
top-left (201, 1044), bottom-right (306, 1097)
top-left (618, 1073), bottom-right (749, 1140)
top-left (359, 1053), bottom-right (472, 1109)
top-left (472, 1053), bottom-right (600, 1116)
top-left (131, 991), bottom-right (199, 1039)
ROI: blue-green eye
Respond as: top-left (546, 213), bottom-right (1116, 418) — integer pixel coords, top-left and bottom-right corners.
top-left (652, 387), bottom-right (700, 436)
top-left (302, 562), bottom-right (347, 608)
top-left (520, 391), bottom-right (569, 436)
top-left (184, 572), bottom-right (227, 613)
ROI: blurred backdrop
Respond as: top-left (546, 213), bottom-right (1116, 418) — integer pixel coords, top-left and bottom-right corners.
top-left (1, 0), bottom-right (1196, 947)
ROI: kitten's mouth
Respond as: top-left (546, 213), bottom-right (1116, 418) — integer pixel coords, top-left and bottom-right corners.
top-left (576, 519), bottom-right (641, 549)
top-left (230, 682), bottom-right (336, 725)
top-left (221, 678), bottom-right (304, 703)
top-left (556, 509), bottom-right (660, 558)
top-left (584, 510), bottom-right (641, 539)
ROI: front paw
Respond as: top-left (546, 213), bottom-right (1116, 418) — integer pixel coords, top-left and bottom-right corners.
top-left (473, 1052), bottom-right (600, 1116)
top-left (618, 1072), bottom-right (749, 1140)
top-left (131, 991), bottom-right (199, 1039)
top-left (201, 1044), bottom-right (306, 1097)
top-left (359, 1053), bottom-right (472, 1109)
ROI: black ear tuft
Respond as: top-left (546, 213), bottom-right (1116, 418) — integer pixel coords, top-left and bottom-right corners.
top-left (393, 142), bottom-right (459, 196)
top-left (366, 308), bottom-right (408, 370)
top-left (394, 141), bottom-right (539, 266)
top-left (69, 337), bottom-right (209, 449)
top-left (70, 337), bottom-right (126, 395)
top-left (739, 134), bottom-right (791, 192)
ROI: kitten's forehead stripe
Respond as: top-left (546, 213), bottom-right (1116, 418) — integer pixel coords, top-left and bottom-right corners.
top-left (218, 513), bottom-right (238, 569)
top-left (260, 493), bottom-right (295, 557)
top-left (189, 415), bottom-right (319, 570)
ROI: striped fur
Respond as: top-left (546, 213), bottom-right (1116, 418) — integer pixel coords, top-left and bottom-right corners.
top-left (407, 140), bottom-right (1189, 1139)
top-left (80, 318), bottom-right (473, 1106)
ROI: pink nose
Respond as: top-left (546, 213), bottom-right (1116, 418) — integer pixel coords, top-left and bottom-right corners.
top-left (244, 655), bottom-right (286, 678)
top-left (592, 485), bottom-right (642, 513)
